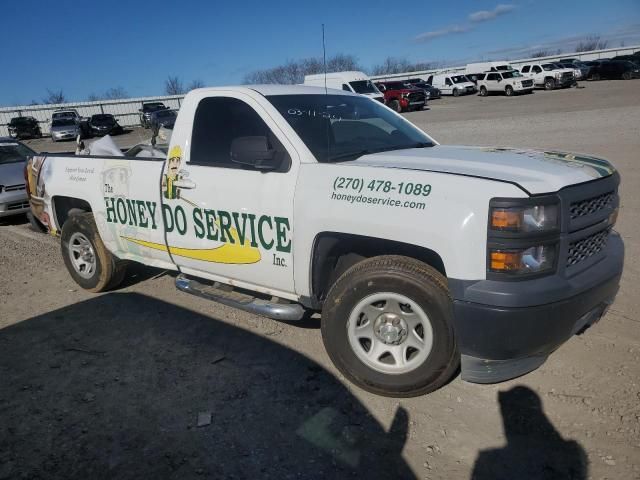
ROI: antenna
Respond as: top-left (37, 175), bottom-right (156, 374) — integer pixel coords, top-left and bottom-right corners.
top-left (322, 23), bottom-right (328, 94)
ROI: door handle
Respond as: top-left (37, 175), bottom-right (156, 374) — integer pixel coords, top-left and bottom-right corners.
top-left (174, 179), bottom-right (196, 189)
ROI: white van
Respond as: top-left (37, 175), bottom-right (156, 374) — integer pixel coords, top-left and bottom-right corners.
top-left (427, 73), bottom-right (476, 97)
top-left (304, 71), bottom-right (385, 103)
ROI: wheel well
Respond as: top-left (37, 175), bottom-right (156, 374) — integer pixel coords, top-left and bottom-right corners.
top-left (52, 196), bottom-right (92, 230)
top-left (310, 232), bottom-right (446, 306)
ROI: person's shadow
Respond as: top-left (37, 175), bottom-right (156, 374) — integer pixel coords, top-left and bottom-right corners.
top-left (0, 293), bottom-right (415, 480)
top-left (471, 385), bottom-right (588, 480)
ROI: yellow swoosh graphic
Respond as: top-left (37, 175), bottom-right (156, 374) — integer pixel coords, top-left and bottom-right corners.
top-left (121, 236), bottom-right (261, 264)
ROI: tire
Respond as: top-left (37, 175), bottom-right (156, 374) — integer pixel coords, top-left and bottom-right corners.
top-left (389, 99), bottom-right (402, 113)
top-left (622, 71), bottom-right (632, 80)
top-left (452, 88), bottom-right (459, 97)
top-left (60, 212), bottom-right (127, 292)
top-left (505, 85), bottom-right (514, 96)
top-left (479, 86), bottom-right (488, 96)
top-left (544, 78), bottom-right (555, 90)
top-left (321, 255), bottom-right (459, 397)
top-left (590, 73), bottom-right (600, 81)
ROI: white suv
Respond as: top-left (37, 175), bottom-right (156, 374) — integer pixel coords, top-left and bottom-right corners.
top-left (477, 70), bottom-right (534, 96)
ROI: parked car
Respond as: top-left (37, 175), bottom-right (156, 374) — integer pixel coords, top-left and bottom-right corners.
top-left (426, 74), bottom-right (476, 96)
top-left (518, 63), bottom-right (574, 90)
top-left (589, 61), bottom-right (640, 80)
top-left (150, 109), bottom-right (178, 131)
top-left (0, 138), bottom-right (35, 218)
top-left (139, 102), bottom-right (169, 128)
top-left (404, 79), bottom-right (441, 99)
top-left (51, 109), bottom-right (90, 138)
top-left (477, 70), bottom-right (534, 96)
top-left (8, 117), bottom-right (42, 139)
top-left (556, 62), bottom-right (585, 81)
top-left (375, 81), bottom-right (426, 112)
top-left (304, 71), bottom-right (385, 103)
top-left (50, 118), bottom-right (81, 142)
top-left (88, 114), bottom-right (124, 137)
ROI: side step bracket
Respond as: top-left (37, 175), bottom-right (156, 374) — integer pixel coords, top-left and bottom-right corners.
top-left (175, 274), bottom-right (305, 321)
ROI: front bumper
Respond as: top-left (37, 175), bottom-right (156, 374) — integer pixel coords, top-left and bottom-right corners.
top-left (450, 231), bottom-right (624, 383)
top-left (51, 131), bottom-right (77, 140)
top-left (0, 191), bottom-right (30, 218)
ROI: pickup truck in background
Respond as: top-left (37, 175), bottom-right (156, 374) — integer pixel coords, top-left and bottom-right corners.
top-left (518, 63), bottom-right (575, 90)
top-left (476, 70), bottom-right (534, 96)
top-left (139, 101), bottom-right (169, 128)
top-left (375, 81), bottom-right (426, 112)
top-left (26, 86), bottom-right (624, 397)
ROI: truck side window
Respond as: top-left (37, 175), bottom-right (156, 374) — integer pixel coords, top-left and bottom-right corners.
top-left (445, 78), bottom-right (452, 86)
top-left (342, 84), bottom-right (351, 91)
top-left (190, 97), bottom-right (289, 170)
top-left (532, 66), bottom-right (542, 73)
top-left (521, 66), bottom-right (530, 73)
top-left (487, 73), bottom-right (498, 81)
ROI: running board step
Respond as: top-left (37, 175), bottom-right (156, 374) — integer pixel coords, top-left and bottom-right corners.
top-left (175, 274), bottom-right (305, 321)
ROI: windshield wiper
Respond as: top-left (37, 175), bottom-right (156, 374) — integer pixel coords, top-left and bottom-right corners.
top-left (327, 143), bottom-right (432, 162)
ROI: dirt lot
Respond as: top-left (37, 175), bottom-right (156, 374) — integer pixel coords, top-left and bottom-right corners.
top-left (1, 80), bottom-right (639, 480)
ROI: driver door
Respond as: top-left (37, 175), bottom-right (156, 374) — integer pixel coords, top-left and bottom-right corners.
top-left (162, 92), bottom-right (299, 299)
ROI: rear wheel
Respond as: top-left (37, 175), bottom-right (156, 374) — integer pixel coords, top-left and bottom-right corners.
top-left (590, 73), bottom-right (600, 81)
top-left (61, 212), bottom-right (127, 292)
top-left (544, 78), bottom-right (555, 90)
top-left (479, 86), bottom-right (488, 96)
top-left (505, 85), bottom-right (514, 96)
top-left (321, 255), bottom-right (459, 397)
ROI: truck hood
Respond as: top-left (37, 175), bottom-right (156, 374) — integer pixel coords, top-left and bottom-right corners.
top-left (349, 145), bottom-right (615, 194)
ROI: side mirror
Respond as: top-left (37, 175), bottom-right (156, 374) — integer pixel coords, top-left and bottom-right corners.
top-left (230, 136), bottom-right (279, 170)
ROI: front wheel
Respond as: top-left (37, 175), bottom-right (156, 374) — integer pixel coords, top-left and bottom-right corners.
top-left (321, 255), bottom-right (459, 397)
top-left (622, 71), bottom-right (632, 80)
top-left (479, 86), bottom-right (488, 96)
top-left (61, 212), bottom-right (127, 292)
top-left (505, 85), bottom-right (514, 96)
top-left (388, 99), bottom-right (402, 113)
top-left (544, 78), bottom-right (555, 90)
top-left (452, 88), bottom-right (459, 97)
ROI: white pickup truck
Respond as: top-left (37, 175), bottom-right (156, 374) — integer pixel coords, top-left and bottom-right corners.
top-left (26, 85), bottom-right (624, 397)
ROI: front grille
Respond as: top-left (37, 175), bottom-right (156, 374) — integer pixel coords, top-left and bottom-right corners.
top-left (7, 202), bottom-right (29, 211)
top-left (567, 229), bottom-right (610, 267)
top-left (408, 92), bottom-right (424, 103)
top-left (4, 184), bottom-right (26, 192)
top-left (562, 72), bottom-right (573, 80)
top-left (522, 80), bottom-right (533, 87)
top-left (569, 191), bottom-right (614, 220)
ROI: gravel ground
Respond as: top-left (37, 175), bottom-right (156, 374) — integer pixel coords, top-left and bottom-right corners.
top-left (1, 80), bottom-right (639, 480)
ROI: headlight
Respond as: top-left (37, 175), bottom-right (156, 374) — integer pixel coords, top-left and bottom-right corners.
top-left (489, 245), bottom-right (556, 275)
top-left (490, 204), bottom-right (559, 233)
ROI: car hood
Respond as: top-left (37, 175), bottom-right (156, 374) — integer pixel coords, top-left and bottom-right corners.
top-left (348, 145), bottom-right (615, 194)
top-left (0, 161), bottom-right (26, 186)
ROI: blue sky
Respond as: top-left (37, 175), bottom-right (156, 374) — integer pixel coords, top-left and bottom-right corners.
top-left (2, 0), bottom-right (639, 106)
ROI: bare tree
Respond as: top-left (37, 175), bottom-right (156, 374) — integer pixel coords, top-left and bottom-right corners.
top-left (530, 50), bottom-right (553, 58)
top-left (371, 57), bottom-right (435, 75)
top-left (165, 76), bottom-right (185, 95)
top-left (43, 89), bottom-right (66, 104)
top-left (87, 93), bottom-right (100, 102)
top-left (575, 35), bottom-right (608, 53)
top-left (104, 87), bottom-right (128, 100)
top-left (188, 79), bottom-right (205, 90)
top-left (243, 54), bottom-right (362, 85)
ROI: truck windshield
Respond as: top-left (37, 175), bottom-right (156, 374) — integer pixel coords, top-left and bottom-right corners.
top-left (52, 119), bottom-right (76, 127)
top-left (451, 75), bottom-right (469, 84)
top-left (349, 80), bottom-right (379, 94)
top-left (267, 94), bottom-right (434, 163)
